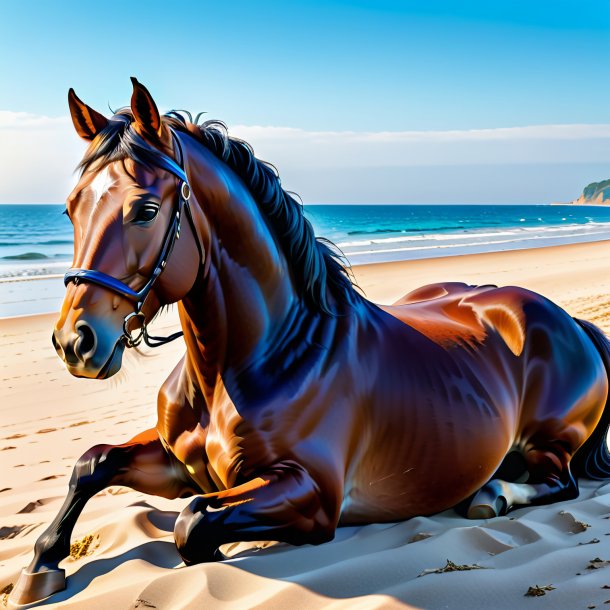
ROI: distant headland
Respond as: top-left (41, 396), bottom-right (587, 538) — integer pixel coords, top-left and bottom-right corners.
top-left (561, 179), bottom-right (610, 205)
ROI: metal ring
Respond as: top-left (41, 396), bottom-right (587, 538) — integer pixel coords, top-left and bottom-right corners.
top-left (181, 182), bottom-right (191, 201)
top-left (122, 311), bottom-right (146, 348)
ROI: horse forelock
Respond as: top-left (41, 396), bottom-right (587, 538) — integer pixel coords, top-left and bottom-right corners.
top-left (75, 109), bottom-right (362, 315)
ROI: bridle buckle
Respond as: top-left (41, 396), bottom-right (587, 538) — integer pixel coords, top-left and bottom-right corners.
top-left (123, 311), bottom-right (146, 347)
top-left (181, 182), bottom-right (191, 201)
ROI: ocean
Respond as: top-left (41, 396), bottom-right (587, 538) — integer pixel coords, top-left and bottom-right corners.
top-left (3, 203), bottom-right (610, 317)
top-left (0, 205), bottom-right (74, 278)
top-left (3, 204), bottom-right (610, 280)
top-left (306, 204), bottom-right (610, 264)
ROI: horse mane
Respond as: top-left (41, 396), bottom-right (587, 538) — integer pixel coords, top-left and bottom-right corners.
top-left (78, 109), bottom-right (362, 315)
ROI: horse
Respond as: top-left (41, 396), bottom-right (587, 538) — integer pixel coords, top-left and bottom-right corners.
top-left (10, 78), bottom-right (610, 606)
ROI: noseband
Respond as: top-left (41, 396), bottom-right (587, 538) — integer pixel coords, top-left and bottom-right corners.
top-left (64, 131), bottom-right (203, 348)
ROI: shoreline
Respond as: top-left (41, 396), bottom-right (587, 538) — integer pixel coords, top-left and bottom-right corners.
top-left (6, 202), bottom-right (610, 287)
top-left (551, 201), bottom-right (610, 206)
top-left (6, 237), bottom-right (610, 320)
top-left (0, 273), bottom-right (63, 282)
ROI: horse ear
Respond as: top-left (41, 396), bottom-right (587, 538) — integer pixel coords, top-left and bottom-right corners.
top-left (130, 77), bottom-right (163, 139)
top-left (68, 88), bottom-right (108, 141)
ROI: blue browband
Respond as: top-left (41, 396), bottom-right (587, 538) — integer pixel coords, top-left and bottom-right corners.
top-left (63, 131), bottom-right (200, 348)
top-left (147, 150), bottom-right (189, 186)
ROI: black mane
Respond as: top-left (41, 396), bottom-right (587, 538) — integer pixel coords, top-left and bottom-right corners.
top-left (78, 110), bottom-right (361, 315)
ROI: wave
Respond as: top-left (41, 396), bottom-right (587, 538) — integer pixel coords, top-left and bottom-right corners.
top-left (38, 239), bottom-right (74, 246)
top-left (0, 239), bottom-right (73, 246)
top-left (337, 222), bottom-right (610, 249)
top-left (346, 225), bottom-right (468, 236)
top-left (347, 228), bottom-right (405, 236)
top-left (2, 252), bottom-right (50, 260)
top-left (346, 229), bottom-right (610, 258)
top-left (338, 230), bottom-right (520, 248)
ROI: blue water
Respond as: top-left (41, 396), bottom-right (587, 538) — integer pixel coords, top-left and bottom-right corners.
top-left (0, 204), bottom-right (73, 278)
top-left (4, 203), bottom-right (610, 279)
top-left (305, 204), bottom-right (610, 264)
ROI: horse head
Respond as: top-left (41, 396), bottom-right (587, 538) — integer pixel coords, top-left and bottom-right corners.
top-left (53, 79), bottom-right (204, 378)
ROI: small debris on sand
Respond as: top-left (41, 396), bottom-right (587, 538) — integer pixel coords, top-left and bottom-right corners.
top-left (0, 583), bottom-right (13, 607)
top-left (419, 558), bottom-right (486, 576)
top-left (70, 533), bottom-right (100, 560)
top-left (524, 584), bottom-right (555, 597)
top-left (409, 532), bottom-right (433, 543)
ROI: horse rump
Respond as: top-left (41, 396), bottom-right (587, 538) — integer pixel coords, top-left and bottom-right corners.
top-left (571, 318), bottom-right (610, 479)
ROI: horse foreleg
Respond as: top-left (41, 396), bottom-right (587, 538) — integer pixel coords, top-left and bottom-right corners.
top-left (173, 460), bottom-right (339, 565)
top-left (10, 428), bottom-right (196, 606)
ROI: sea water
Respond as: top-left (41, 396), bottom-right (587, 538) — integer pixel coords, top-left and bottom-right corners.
top-left (4, 203), bottom-right (610, 279)
top-left (305, 204), bottom-right (610, 264)
top-left (3, 203), bottom-right (610, 316)
top-left (0, 204), bottom-right (73, 278)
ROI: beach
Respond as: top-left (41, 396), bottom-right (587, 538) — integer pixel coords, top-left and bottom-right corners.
top-left (2, 240), bottom-right (610, 609)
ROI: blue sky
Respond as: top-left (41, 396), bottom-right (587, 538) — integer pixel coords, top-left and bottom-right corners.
top-left (1, 1), bottom-right (610, 203)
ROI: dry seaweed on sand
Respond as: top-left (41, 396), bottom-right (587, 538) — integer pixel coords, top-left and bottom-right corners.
top-left (524, 584), bottom-right (555, 597)
top-left (70, 533), bottom-right (100, 560)
top-left (419, 558), bottom-right (487, 577)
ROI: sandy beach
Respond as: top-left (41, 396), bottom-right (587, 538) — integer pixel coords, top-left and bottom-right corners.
top-left (2, 240), bottom-right (610, 609)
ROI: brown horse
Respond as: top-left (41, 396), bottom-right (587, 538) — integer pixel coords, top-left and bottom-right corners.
top-left (10, 78), bottom-right (610, 606)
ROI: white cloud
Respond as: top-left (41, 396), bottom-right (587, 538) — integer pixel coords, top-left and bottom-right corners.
top-left (0, 113), bottom-right (84, 203)
top-left (0, 111), bottom-right (70, 130)
top-left (1, 112), bottom-right (609, 203)
top-left (230, 123), bottom-right (610, 169)
top-left (232, 123), bottom-right (610, 142)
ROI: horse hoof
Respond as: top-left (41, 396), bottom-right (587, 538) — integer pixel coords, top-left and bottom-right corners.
top-left (7, 568), bottom-right (66, 608)
top-left (466, 493), bottom-right (507, 519)
top-left (467, 503), bottom-right (497, 519)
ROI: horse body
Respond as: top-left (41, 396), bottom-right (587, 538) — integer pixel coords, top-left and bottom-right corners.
top-left (358, 283), bottom-right (606, 518)
top-left (9, 79), bottom-right (610, 607)
top-left (159, 274), bottom-right (606, 525)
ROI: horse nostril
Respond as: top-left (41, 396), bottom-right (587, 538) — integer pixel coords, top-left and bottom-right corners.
top-left (75, 321), bottom-right (97, 361)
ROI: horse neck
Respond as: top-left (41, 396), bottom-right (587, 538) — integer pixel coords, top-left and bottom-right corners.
top-left (178, 142), bottom-right (308, 396)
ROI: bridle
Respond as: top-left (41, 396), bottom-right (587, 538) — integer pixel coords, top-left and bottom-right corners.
top-left (64, 130), bottom-right (203, 349)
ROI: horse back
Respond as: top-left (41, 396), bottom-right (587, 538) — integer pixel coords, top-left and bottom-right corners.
top-left (382, 282), bottom-right (530, 355)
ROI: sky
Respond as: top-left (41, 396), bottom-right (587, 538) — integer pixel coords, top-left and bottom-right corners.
top-left (1, 0), bottom-right (610, 204)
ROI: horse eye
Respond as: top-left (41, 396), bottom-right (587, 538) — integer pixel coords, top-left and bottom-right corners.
top-left (134, 203), bottom-right (159, 224)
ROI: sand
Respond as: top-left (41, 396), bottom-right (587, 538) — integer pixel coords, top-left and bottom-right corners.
top-left (2, 240), bottom-right (610, 609)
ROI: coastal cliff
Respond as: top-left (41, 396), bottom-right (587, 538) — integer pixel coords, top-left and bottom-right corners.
top-left (570, 179), bottom-right (610, 205)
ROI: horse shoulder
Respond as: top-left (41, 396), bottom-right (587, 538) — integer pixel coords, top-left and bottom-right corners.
top-left (155, 356), bottom-right (213, 480)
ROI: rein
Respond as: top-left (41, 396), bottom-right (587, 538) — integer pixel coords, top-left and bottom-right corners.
top-left (64, 131), bottom-right (202, 349)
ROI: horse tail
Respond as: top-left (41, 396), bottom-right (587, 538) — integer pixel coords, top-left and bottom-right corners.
top-left (571, 318), bottom-right (610, 480)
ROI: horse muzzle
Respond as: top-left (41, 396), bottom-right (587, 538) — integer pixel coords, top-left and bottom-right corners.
top-left (52, 318), bottom-right (126, 379)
